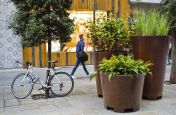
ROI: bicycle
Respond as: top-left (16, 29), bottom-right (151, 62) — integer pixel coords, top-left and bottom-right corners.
top-left (11, 61), bottom-right (74, 99)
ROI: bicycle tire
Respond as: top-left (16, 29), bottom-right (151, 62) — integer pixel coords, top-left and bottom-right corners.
top-left (49, 72), bottom-right (74, 97)
top-left (11, 73), bottom-right (33, 99)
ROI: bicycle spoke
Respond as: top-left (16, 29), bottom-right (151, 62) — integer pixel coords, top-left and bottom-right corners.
top-left (50, 72), bottom-right (74, 97)
top-left (11, 73), bottom-right (33, 99)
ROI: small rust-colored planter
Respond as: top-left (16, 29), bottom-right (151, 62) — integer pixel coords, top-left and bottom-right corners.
top-left (132, 36), bottom-right (170, 100)
top-left (94, 51), bottom-right (119, 97)
top-left (101, 73), bottom-right (144, 112)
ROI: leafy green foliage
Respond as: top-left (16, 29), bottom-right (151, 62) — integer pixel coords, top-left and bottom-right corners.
top-left (90, 72), bottom-right (97, 81)
top-left (9, 0), bottom-right (74, 47)
top-left (87, 17), bottom-right (134, 53)
top-left (161, 0), bottom-right (176, 35)
top-left (133, 10), bottom-right (170, 36)
top-left (99, 55), bottom-right (152, 80)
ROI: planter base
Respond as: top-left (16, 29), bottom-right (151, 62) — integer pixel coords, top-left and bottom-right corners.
top-left (143, 96), bottom-right (162, 100)
top-left (98, 94), bottom-right (103, 97)
top-left (105, 106), bottom-right (139, 113)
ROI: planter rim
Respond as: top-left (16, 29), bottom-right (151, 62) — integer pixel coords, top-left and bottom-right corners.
top-left (101, 73), bottom-right (144, 78)
top-left (95, 51), bottom-right (119, 52)
top-left (131, 35), bottom-right (169, 38)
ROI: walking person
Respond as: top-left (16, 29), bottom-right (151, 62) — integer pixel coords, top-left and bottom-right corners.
top-left (71, 34), bottom-right (89, 78)
top-left (168, 43), bottom-right (172, 65)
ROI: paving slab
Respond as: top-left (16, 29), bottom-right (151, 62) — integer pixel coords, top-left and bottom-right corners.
top-left (0, 99), bottom-right (4, 108)
top-left (53, 100), bottom-right (71, 108)
top-left (34, 99), bottom-right (50, 107)
top-left (5, 99), bottom-right (19, 107)
top-left (39, 104), bottom-right (59, 112)
top-left (5, 104), bottom-right (39, 113)
top-left (0, 93), bottom-right (3, 99)
top-left (0, 108), bottom-right (4, 113)
top-left (42, 111), bottom-right (61, 115)
top-left (19, 98), bottom-right (35, 105)
top-left (2, 109), bottom-right (42, 115)
top-left (0, 88), bottom-right (3, 93)
top-left (47, 97), bottom-right (66, 103)
top-left (3, 91), bottom-right (15, 100)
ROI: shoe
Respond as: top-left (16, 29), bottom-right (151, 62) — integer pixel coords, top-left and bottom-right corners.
top-left (71, 75), bottom-right (76, 79)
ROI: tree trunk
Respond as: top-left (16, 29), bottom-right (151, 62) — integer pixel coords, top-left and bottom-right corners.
top-left (39, 43), bottom-right (42, 67)
top-left (60, 42), bottom-right (66, 51)
top-left (112, 0), bottom-right (114, 17)
top-left (170, 36), bottom-right (176, 84)
top-left (45, 39), bottom-right (51, 98)
top-left (32, 46), bottom-right (35, 67)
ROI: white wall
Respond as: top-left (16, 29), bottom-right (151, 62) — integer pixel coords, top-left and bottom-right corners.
top-left (130, 0), bottom-right (162, 3)
top-left (0, 0), bottom-right (22, 69)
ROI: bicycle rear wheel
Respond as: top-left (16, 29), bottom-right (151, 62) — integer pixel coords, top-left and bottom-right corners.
top-left (11, 73), bottom-right (33, 99)
top-left (49, 72), bottom-right (74, 97)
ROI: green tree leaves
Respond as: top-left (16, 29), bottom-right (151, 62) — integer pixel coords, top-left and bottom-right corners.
top-left (161, 0), bottom-right (176, 35)
top-left (9, 0), bottom-right (74, 47)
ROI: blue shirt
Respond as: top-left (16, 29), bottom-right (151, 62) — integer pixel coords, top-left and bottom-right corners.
top-left (76, 40), bottom-right (84, 55)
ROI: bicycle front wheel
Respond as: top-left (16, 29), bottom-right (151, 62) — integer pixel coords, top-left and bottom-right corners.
top-left (50, 72), bottom-right (74, 97)
top-left (11, 73), bottom-right (33, 99)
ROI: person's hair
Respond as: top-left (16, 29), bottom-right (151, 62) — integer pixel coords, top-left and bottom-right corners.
top-left (79, 34), bottom-right (84, 39)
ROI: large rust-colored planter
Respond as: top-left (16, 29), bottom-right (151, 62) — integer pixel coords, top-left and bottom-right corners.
top-left (101, 73), bottom-right (144, 112)
top-left (132, 36), bottom-right (170, 100)
top-left (94, 51), bottom-right (119, 97)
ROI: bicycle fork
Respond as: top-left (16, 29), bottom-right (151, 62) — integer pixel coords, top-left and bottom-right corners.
top-left (20, 72), bottom-right (31, 87)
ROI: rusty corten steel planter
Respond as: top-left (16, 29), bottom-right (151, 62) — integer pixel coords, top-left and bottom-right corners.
top-left (101, 73), bottom-right (144, 112)
top-left (93, 51), bottom-right (119, 97)
top-left (132, 36), bottom-right (170, 100)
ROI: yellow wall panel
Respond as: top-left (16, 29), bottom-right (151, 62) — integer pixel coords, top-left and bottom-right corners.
top-left (23, 43), bottom-right (47, 68)
top-left (23, 0), bottom-right (130, 67)
top-left (71, 0), bottom-right (131, 19)
top-left (120, 0), bottom-right (131, 20)
top-left (34, 46), bottom-right (39, 67)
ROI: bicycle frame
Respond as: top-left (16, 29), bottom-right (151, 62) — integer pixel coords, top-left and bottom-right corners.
top-left (22, 64), bottom-right (63, 89)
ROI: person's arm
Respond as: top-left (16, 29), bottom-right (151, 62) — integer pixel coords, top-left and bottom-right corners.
top-left (81, 42), bottom-right (85, 52)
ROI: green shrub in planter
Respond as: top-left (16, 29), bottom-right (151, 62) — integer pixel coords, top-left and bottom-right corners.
top-left (87, 18), bottom-right (134, 52)
top-left (99, 55), bottom-right (152, 112)
top-left (99, 55), bottom-right (152, 80)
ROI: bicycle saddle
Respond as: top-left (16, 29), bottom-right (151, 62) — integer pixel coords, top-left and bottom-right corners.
top-left (48, 60), bottom-right (58, 64)
top-left (26, 61), bottom-right (32, 65)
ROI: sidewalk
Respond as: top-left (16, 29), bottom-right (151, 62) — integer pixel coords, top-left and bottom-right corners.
top-left (0, 65), bottom-right (176, 115)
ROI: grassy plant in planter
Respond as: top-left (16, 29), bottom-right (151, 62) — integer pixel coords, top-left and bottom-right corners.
top-left (132, 10), bottom-right (171, 100)
top-left (87, 17), bottom-right (134, 97)
top-left (133, 10), bottom-right (169, 36)
top-left (99, 55), bottom-right (152, 112)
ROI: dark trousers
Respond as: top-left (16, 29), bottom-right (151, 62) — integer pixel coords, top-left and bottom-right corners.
top-left (71, 58), bottom-right (89, 76)
top-left (168, 49), bottom-right (172, 64)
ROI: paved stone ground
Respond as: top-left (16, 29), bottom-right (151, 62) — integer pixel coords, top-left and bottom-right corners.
top-left (0, 65), bottom-right (176, 115)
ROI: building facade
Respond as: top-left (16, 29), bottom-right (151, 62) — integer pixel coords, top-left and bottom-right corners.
top-left (0, 0), bottom-right (22, 69)
top-left (0, 0), bottom-right (130, 69)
